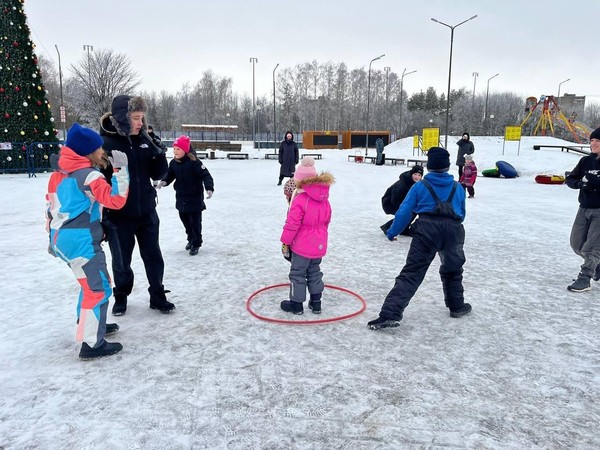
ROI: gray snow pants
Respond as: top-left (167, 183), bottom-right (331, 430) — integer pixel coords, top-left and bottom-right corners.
top-left (570, 207), bottom-right (600, 278)
top-left (288, 252), bottom-right (324, 303)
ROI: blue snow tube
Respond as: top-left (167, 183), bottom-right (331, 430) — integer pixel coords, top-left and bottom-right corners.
top-left (496, 161), bottom-right (518, 178)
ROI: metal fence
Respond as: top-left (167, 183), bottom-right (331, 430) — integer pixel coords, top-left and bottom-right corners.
top-left (0, 141), bottom-right (61, 175)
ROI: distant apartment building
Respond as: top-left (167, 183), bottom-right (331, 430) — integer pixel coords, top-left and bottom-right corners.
top-left (558, 94), bottom-right (586, 122)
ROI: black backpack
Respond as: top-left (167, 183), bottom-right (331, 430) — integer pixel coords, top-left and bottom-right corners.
top-left (420, 179), bottom-right (462, 221)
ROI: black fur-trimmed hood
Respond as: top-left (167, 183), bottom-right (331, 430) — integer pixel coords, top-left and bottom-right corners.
top-left (99, 95), bottom-right (147, 137)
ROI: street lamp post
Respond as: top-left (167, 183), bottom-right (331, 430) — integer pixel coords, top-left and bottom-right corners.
top-left (557, 78), bottom-right (570, 100)
top-left (365, 53), bottom-right (385, 156)
top-left (249, 57), bottom-right (258, 148)
top-left (384, 66), bottom-right (391, 131)
top-left (484, 73), bottom-right (499, 135)
top-left (54, 44), bottom-right (66, 141)
top-left (431, 15), bottom-right (478, 148)
top-left (398, 68), bottom-right (416, 139)
top-left (82, 45), bottom-right (93, 108)
top-left (256, 106), bottom-right (261, 150)
top-left (471, 72), bottom-right (478, 131)
top-left (273, 63), bottom-right (279, 151)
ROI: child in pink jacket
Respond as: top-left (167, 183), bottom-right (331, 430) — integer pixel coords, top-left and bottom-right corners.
top-left (280, 157), bottom-right (334, 315)
top-left (459, 154), bottom-right (477, 198)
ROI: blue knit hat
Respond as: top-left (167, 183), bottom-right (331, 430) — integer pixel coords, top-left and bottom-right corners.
top-left (66, 123), bottom-right (103, 156)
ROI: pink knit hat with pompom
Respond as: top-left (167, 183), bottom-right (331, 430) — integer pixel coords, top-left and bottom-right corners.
top-left (173, 135), bottom-right (191, 153)
top-left (294, 156), bottom-right (317, 181)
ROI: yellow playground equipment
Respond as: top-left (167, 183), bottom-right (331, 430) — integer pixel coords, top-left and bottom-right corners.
top-left (520, 95), bottom-right (591, 143)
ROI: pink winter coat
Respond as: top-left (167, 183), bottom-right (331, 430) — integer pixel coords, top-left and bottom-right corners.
top-left (460, 161), bottom-right (478, 187)
top-left (280, 172), bottom-right (334, 259)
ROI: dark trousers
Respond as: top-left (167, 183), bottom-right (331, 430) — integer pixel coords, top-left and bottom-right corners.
top-left (461, 183), bottom-right (475, 197)
top-left (381, 213), bottom-right (416, 236)
top-left (179, 211), bottom-right (203, 247)
top-left (457, 165), bottom-right (464, 178)
top-left (104, 209), bottom-right (165, 300)
top-left (380, 216), bottom-right (466, 320)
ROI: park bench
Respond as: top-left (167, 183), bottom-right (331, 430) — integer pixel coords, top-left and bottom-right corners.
top-left (196, 152), bottom-right (208, 159)
top-left (264, 153), bottom-right (279, 160)
top-left (226, 153), bottom-right (249, 160)
top-left (384, 157), bottom-right (405, 166)
top-left (407, 158), bottom-right (427, 167)
top-left (532, 144), bottom-right (590, 155)
top-left (301, 153), bottom-right (323, 160)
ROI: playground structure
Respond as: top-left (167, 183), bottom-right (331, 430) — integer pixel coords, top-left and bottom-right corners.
top-left (520, 95), bottom-right (592, 143)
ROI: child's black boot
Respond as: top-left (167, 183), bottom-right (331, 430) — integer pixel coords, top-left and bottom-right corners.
top-left (367, 316), bottom-right (400, 330)
top-left (79, 340), bottom-right (123, 360)
top-left (112, 293), bottom-right (127, 316)
top-left (280, 300), bottom-right (303, 315)
top-left (308, 293), bottom-right (322, 314)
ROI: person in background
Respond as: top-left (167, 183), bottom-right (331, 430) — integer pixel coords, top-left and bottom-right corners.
top-left (375, 137), bottom-right (385, 165)
top-left (283, 177), bottom-right (297, 205)
top-left (46, 123), bottom-right (129, 359)
top-left (565, 127), bottom-right (600, 292)
top-left (459, 154), bottom-right (477, 198)
top-left (368, 147), bottom-right (471, 330)
top-left (157, 135), bottom-right (214, 256)
top-left (277, 131), bottom-right (299, 186)
top-left (280, 157), bottom-right (334, 315)
top-left (380, 165), bottom-right (423, 235)
top-left (100, 95), bottom-right (174, 316)
top-left (456, 132), bottom-right (475, 178)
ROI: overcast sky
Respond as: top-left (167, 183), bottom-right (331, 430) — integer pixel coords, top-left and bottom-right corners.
top-left (25, 0), bottom-right (600, 103)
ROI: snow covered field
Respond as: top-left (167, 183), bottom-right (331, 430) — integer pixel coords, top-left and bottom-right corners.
top-left (1, 135), bottom-right (598, 449)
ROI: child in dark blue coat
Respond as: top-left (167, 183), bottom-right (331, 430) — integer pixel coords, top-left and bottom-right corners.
top-left (368, 147), bottom-right (472, 330)
top-left (158, 136), bottom-right (214, 255)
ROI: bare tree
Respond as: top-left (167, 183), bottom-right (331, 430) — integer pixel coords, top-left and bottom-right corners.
top-left (69, 48), bottom-right (141, 124)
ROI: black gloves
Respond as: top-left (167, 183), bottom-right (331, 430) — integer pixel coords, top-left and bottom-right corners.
top-left (585, 170), bottom-right (600, 188)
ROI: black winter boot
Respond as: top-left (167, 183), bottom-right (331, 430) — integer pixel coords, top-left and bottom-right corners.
top-left (568, 274), bottom-right (591, 292)
top-left (79, 340), bottom-right (123, 360)
top-left (367, 316), bottom-right (400, 330)
top-left (308, 293), bottom-right (322, 314)
top-left (112, 293), bottom-right (127, 316)
top-left (280, 300), bottom-right (303, 315)
top-left (105, 323), bottom-right (119, 335)
top-left (185, 242), bottom-right (192, 251)
top-left (449, 303), bottom-right (472, 318)
top-left (594, 265), bottom-right (600, 282)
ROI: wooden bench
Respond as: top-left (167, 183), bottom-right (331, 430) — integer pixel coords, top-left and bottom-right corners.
top-left (301, 153), bottom-right (323, 159)
top-left (227, 153), bottom-right (249, 160)
top-left (196, 152), bottom-right (208, 159)
top-left (364, 156), bottom-right (377, 164)
top-left (384, 157), bottom-right (405, 166)
top-left (533, 144), bottom-right (590, 155)
top-left (407, 159), bottom-right (426, 166)
top-left (264, 153), bottom-right (279, 160)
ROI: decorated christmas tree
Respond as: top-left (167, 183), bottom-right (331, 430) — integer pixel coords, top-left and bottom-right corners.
top-left (0, 0), bottom-right (57, 143)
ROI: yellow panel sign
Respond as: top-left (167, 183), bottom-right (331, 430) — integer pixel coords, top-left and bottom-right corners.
top-left (504, 126), bottom-right (522, 141)
top-left (413, 134), bottom-right (419, 149)
top-left (421, 127), bottom-right (440, 151)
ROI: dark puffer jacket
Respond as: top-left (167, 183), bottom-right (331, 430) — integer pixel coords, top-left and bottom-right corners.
top-left (381, 170), bottom-right (418, 215)
top-left (162, 155), bottom-right (214, 213)
top-left (566, 154), bottom-right (600, 209)
top-left (456, 138), bottom-right (475, 166)
top-left (279, 131), bottom-right (299, 177)
top-left (99, 97), bottom-right (167, 218)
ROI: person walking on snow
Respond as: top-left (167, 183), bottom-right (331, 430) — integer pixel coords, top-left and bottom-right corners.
top-left (368, 147), bottom-right (471, 330)
top-left (45, 123), bottom-right (129, 359)
top-left (157, 135), bottom-right (214, 256)
top-left (280, 157), bottom-right (334, 315)
top-left (277, 131), bottom-right (299, 186)
top-left (456, 132), bottom-right (474, 178)
top-left (459, 154), bottom-right (477, 198)
top-left (565, 127), bottom-right (600, 292)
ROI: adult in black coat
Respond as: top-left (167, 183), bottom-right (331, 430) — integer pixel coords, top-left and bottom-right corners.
top-left (159, 135), bottom-right (214, 256)
top-left (456, 132), bottom-right (475, 178)
top-left (100, 94), bottom-right (174, 316)
top-left (278, 131), bottom-right (299, 185)
top-left (380, 165), bottom-right (424, 235)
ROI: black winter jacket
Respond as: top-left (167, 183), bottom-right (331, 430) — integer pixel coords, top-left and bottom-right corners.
top-left (381, 170), bottom-right (418, 215)
top-left (163, 156), bottom-right (214, 213)
top-left (566, 154), bottom-right (600, 209)
top-left (456, 139), bottom-right (475, 165)
top-left (279, 132), bottom-right (299, 177)
top-left (100, 113), bottom-right (168, 218)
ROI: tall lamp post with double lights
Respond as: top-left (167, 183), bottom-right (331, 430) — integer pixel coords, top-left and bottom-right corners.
top-left (54, 45), bottom-right (66, 141)
top-left (484, 73), bottom-right (499, 135)
top-left (384, 66), bottom-right (391, 131)
top-left (431, 15), bottom-right (477, 148)
top-left (83, 44), bottom-right (94, 109)
top-left (471, 72), bottom-right (478, 131)
top-left (557, 78), bottom-right (570, 101)
top-left (398, 68), bottom-right (416, 139)
top-left (249, 57), bottom-right (258, 147)
top-left (365, 53), bottom-right (385, 156)
top-left (273, 63), bottom-right (279, 151)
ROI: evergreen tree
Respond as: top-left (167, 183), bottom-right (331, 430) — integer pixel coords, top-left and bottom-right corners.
top-left (0, 0), bottom-right (57, 143)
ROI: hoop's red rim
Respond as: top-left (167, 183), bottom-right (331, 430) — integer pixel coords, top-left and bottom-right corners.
top-left (246, 283), bottom-right (366, 325)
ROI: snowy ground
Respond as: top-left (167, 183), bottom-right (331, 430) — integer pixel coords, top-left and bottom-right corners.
top-left (1, 136), bottom-right (599, 449)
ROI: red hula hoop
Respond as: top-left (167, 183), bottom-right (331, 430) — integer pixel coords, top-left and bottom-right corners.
top-left (246, 283), bottom-right (367, 325)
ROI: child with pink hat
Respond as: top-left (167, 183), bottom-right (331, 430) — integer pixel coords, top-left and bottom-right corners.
top-left (280, 157), bottom-right (335, 315)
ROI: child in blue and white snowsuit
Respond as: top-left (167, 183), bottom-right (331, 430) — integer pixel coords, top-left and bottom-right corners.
top-left (368, 147), bottom-right (472, 330)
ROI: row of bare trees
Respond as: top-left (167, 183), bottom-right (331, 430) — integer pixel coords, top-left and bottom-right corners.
top-left (39, 49), bottom-right (600, 140)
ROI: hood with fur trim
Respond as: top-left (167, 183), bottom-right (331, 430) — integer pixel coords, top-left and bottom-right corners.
top-left (100, 95), bottom-right (148, 137)
top-left (295, 172), bottom-right (334, 202)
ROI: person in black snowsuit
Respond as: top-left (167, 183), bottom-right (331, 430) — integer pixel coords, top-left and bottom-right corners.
top-left (380, 165), bottom-right (424, 235)
top-left (368, 147), bottom-right (472, 330)
top-left (100, 95), bottom-right (174, 316)
top-left (565, 127), bottom-right (600, 292)
top-left (456, 132), bottom-right (475, 178)
top-left (278, 131), bottom-right (299, 185)
top-left (157, 135), bottom-right (214, 256)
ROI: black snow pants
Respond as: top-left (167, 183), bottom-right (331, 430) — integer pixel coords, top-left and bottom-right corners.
top-left (380, 215), bottom-right (466, 320)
